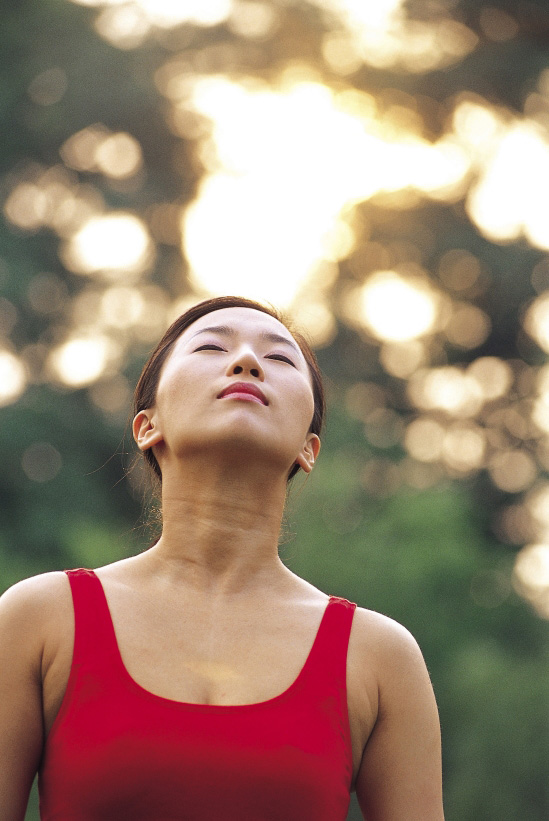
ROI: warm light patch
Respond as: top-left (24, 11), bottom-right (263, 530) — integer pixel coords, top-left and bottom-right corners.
top-left (467, 357), bottom-right (513, 400)
top-left (4, 166), bottom-right (105, 238)
top-left (228, 1), bottom-right (279, 39)
top-left (290, 300), bottom-right (337, 348)
top-left (489, 450), bottom-right (537, 494)
top-left (61, 213), bottom-right (153, 276)
top-left (100, 286), bottom-right (145, 328)
top-left (4, 183), bottom-right (48, 231)
top-left (380, 340), bottom-right (425, 378)
top-left (525, 483), bottom-right (549, 530)
top-left (533, 366), bottom-right (549, 433)
top-left (466, 122), bottom-right (549, 249)
top-left (61, 126), bottom-right (143, 179)
top-left (513, 543), bottom-right (549, 618)
top-left (179, 76), bottom-right (471, 307)
top-left (438, 249), bottom-right (482, 292)
top-left (48, 336), bottom-right (116, 387)
top-left (404, 417), bottom-right (445, 463)
top-left (94, 4), bottom-right (151, 49)
top-left (356, 271), bottom-right (438, 342)
top-left (452, 99), bottom-right (503, 152)
top-left (69, 0), bottom-right (232, 40)
top-left (442, 423), bottom-right (486, 473)
top-left (524, 293), bottom-right (549, 353)
top-left (408, 366), bottom-right (483, 417)
top-left (0, 351), bottom-right (27, 407)
top-left (316, 0), bottom-right (477, 73)
top-left (444, 302), bottom-right (491, 348)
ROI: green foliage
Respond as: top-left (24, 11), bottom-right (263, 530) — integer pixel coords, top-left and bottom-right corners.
top-left (288, 401), bottom-right (549, 820)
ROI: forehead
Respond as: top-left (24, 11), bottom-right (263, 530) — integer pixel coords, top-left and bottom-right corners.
top-left (180, 306), bottom-right (302, 351)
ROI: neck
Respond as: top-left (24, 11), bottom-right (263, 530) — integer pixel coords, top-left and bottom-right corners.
top-left (144, 456), bottom-right (292, 595)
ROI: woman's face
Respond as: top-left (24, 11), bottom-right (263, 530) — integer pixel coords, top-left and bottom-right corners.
top-left (134, 307), bottom-right (320, 478)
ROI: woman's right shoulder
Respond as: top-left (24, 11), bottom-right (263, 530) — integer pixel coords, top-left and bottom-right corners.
top-left (0, 571), bottom-right (73, 639)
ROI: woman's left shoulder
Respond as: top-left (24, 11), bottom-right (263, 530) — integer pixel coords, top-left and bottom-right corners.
top-left (350, 605), bottom-right (427, 667)
top-left (347, 606), bottom-right (436, 715)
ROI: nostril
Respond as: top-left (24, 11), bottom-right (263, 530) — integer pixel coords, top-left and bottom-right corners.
top-left (251, 368), bottom-right (259, 377)
top-left (233, 366), bottom-right (243, 374)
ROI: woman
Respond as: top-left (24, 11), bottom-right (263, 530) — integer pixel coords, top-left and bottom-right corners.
top-left (0, 295), bottom-right (444, 820)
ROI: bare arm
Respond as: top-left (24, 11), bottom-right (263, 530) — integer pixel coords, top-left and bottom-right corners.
top-left (355, 619), bottom-right (444, 821)
top-left (0, 579), bottom-right (49, 820)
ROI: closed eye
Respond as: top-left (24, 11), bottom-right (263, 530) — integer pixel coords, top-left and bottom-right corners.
top-left (194, 344), bottom-right (226, 352)
top-left (267, 354), bottom-right (296, 367)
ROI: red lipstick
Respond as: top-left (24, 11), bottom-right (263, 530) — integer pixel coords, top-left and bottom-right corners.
top-left (218, 382), bottom-right (268, 405)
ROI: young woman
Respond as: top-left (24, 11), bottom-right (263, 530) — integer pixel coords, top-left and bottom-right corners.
top-left (0, 296), bottom-right (444, 820)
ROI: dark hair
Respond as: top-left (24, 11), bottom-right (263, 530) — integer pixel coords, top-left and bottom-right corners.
top-left (133, 295), bottom-right (325, 482)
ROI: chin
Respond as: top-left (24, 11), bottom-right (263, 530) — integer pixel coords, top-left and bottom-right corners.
top-left (176, 430), bottom-right (294, 473)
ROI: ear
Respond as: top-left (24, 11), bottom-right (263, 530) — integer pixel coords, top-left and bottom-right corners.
top-left (132, 410), bottom-right (164, 452)
top-left (295, 433), bottom-right (321, 474)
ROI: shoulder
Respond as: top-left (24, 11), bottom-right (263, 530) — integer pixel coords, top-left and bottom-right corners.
top-left (349, 609), bottom-right (444, 818)
top-left (0, 571), bottom-right (71, 615)
top-left (347, 607), bottom-right (436, 745)
top-left (0, 572), bottom-right (73, 652)
top-left (350, 605), bottom-right (428, 675)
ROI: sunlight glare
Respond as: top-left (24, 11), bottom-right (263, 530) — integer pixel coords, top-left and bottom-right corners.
top-left (524, 293), bottom-right (549, 353)
top-left (181, 77), bottom-right (470, 306)
top-left (357, 271), bottom-right (438, 342)
top-left (315, 0), bottom-right (477, 73)
top-left (513, 543), bottom-right (549, 618)
top-left (48, 336), bottom-right (117, 387)
top-left (0, 351), bottom-right (27, 407)
top-left (408, 367), bottom-right (484, 417)
top-left (61, 213), bottom-right (152, 276)
top-left (467, 123), bottom-right (549, 249)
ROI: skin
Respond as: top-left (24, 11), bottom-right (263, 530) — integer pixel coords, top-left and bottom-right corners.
top-left (0, 307), bottom-right (444, 820)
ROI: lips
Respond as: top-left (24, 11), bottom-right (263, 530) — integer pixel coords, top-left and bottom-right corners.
top-left (217, 381), bottom-right (268, 405)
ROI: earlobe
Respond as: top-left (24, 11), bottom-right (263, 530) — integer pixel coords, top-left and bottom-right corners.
top-left (295, 433), bottom-right (321, 474)
top-left (132, 410), bottom-right (163, 452)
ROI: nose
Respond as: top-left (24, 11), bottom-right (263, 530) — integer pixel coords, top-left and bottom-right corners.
top-left (227, 346), bottom-right (264, 380)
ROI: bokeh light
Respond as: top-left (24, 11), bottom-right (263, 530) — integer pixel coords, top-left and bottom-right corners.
top-left (61, 126), bottom-right (143, 179)
top-left (178, 76), bottom-right (471, 307)
top-left (354, 271), bottom-right (439, 342)
top-left (48, 335), bottom-right (118, 387)
top-left (7, 0), bottom-right (549, 626)
top-left (61, 213), bottom-right (153, 276)
top-left (513, 543), bottom-right (549, 618)
top-left (0, 351), bottom-right (27, 407)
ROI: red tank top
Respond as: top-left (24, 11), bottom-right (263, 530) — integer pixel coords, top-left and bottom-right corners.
top-left (38, 568), bottom-right (356, 820)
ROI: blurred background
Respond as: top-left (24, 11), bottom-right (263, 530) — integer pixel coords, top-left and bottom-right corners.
top-left (2, 0), bottom-right (549, 818)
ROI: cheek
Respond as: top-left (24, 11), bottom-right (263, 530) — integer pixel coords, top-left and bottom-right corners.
top-left (289, 384), bottom-right (315, 434)
top-left (155, 372), bottom-right (197, 426)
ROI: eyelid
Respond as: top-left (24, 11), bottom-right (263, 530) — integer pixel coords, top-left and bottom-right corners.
top-left (267, 353), bottom-right (297, 367)
top-left (193, 343), bottom-right (226, 352)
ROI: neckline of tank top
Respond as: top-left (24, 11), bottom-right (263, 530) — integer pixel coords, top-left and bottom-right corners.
top-left (86, 570), bottom-right (351, 713)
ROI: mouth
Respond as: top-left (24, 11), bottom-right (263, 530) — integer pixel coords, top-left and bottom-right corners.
top-left (217, 382), bottom-right (268, 405)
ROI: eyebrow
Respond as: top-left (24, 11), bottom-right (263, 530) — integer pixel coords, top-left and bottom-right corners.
top-left (190, 325), bottom-right (301, 354)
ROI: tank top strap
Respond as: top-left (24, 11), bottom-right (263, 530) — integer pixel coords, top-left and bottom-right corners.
top-left (301, 596), bottom-right (356, 692)
top-left (65, 568), bottom-right (119, 668)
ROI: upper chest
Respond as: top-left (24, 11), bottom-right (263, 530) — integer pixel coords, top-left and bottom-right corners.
top-left (42, 577), bottom-right (377, 776)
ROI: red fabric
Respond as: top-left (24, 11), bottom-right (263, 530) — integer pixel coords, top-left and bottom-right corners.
top-left (39, 568), bottom-right (356, 820)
